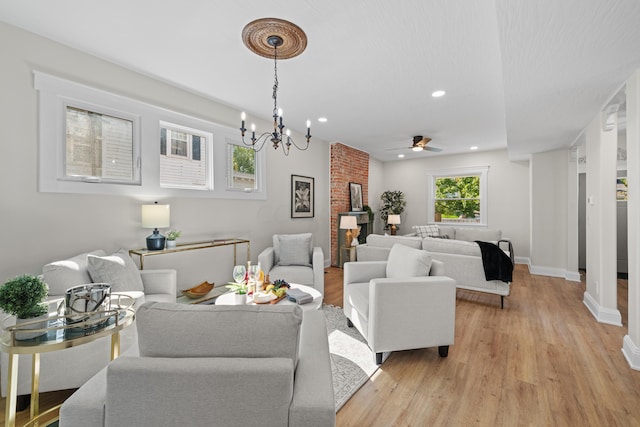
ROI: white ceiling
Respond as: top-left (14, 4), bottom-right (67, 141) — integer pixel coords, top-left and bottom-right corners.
top-left (2, 0), bottom-right (640, 162)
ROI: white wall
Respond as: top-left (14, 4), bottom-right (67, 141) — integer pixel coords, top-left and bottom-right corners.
top-left (367, 157), bottom-right (385, 234)
top-left (0, 22), bottom-right (330, 289)
top-left (529, 150), bottom-right (569, 275)
top-left (378, 149), bottom-right (531, 260)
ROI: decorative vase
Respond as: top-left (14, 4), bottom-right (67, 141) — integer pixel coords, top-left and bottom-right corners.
top-left (166, 240), bottom-right (177, 249)
top-left (234, 293), bottom-right (247, 305)
top-left (15, 314), bottom-right (49, 340)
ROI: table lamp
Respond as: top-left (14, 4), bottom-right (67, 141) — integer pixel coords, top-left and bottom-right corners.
top-left (388, 214), bottom-right (401, 235)
top-left (141, 202), bottom-right (170, 250)
top-left (340, 215), bottom-right (359, 248)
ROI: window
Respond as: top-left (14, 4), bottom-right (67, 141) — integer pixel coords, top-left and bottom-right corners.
top-left (65, 106), bottom-right (136, 183)
top-left (427, 166), bottom-right (488, 225)
top-left (159, 122), bottom-right (211, 190)
top-left (227, 143), bottom-right (256, 190)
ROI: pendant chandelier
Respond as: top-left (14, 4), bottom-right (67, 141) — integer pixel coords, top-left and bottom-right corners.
top-left (240, 18), bottom-right (311, 156)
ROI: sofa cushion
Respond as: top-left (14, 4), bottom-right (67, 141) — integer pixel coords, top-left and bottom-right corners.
top-left (42, 249), bottom-right (107, 296)
top-left (454, 228), bottom-right (502, 242)
top-left (437, 226), bottom-right (456, 239)
top-left (386, 244), bottom-right (432, 279)
top-left (365, 234), bottom-right (422, 249)
top-left (423, 237), bottom-right (482, 257)
top-left (413, 224), bottom-right (440, 238)
top-left (274, 233), bottom-right (312, 266)
top-left (87, 249), bottom-right (144, 292)
top-left (136, 302), bottom-right (303, 363)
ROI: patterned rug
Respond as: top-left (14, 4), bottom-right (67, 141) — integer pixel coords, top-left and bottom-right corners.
top-left (322, 304), bottom-right (379, 411)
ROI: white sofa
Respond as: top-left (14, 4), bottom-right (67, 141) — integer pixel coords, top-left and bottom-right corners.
top-left (344, 244), bottom-right (456, 364)
top-left (356, 227), bottom-right (513, 307)
top-left (60, 303), bottom-right (336, 427)
top-left (258, 233), bottom-right (325, 295)
top-left (0, 249), bottom-right (176, 401)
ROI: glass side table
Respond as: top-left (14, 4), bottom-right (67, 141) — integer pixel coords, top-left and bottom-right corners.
top-left (1, 295), bottom-right (135, 427)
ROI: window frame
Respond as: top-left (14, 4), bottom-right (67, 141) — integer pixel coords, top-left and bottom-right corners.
top-left (426, 166), bottom-right (489, 226)
top-left (34, 71), bottom-right (266, 200)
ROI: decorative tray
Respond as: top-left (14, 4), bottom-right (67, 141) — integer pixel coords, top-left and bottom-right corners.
top-left (181, 281), bottom-right (215, 299)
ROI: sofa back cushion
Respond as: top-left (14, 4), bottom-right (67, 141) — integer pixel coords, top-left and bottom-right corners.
top-left (436, 226), bottom-right (456, 239)
top-left (366, 234), bottom-right (422, 249)
top-left (273, 233), bottom-right (313, 266)
top-left (386, 244), bottom-right (432, 278)
top-left (87, 249), bottom-right (145, 292)
top-left (42, 250), bottom-right (107, 296)
top-left (454, 228), bottom-right (502, 242)
top-left (137, 302), bottom-right (303, 363)
top-left (422, 237), bottom-right (482, 257)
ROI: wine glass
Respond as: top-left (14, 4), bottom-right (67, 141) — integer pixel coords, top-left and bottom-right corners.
top-left (232, 265), bottom-right (246, 283)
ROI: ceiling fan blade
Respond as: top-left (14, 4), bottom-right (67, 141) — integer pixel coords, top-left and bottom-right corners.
top-left (384, 146), bottom-right (414, 151)
top-left (423, 146), bottom-right (442, 152)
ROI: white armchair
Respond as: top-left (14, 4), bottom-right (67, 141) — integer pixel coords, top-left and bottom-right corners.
top-left (258, 233), bottom-right (325, 295)
top-left (343, 244), bottom-right (456, 364)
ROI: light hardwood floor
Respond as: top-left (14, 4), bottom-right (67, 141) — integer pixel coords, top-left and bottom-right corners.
top-left (3, 265), bottom-right (639, 426)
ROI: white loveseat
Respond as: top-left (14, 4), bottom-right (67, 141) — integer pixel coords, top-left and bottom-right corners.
top-left (356, 227), bottom-right (513, 307)
top-left (60, 303), bottom-right (336, 427)
top-left (0, 249), bottom-right (176, 400)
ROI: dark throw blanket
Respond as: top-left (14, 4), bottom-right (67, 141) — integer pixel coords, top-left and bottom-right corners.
top-left (475, 240), bottom-right (513, 282)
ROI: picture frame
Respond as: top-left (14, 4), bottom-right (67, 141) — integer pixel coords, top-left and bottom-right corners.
top-left (291, 175), bottom-right (314, 218)
top-left (349, 182), bottom-right (363, 211)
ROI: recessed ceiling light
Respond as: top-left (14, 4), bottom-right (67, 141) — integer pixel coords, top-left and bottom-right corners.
top-left (398, 154), bottom-right (405, 158)
top-left (470, 146), bottom-right (478, 150)
top-left (432, 90), bottom-right (446, 98)
top-left (318, 117), bottom-right (328, 123)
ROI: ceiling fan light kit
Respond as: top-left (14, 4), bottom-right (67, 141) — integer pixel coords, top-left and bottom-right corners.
top-left (239, 18), bottom-right (311, 156)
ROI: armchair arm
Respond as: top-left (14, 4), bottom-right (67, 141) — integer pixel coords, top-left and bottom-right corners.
top-left (312, 247), bottom-right (325, 295)
top-left (343, 261), bottom-right (387, 285)
top-left (368, 276), bottom-right (456, 353)
top-left (258, 247), bottom-right (275, 275)
top-left (498, 239), bottom-right (514, 264)
top-left (139, 269), bottom-right (177, 297)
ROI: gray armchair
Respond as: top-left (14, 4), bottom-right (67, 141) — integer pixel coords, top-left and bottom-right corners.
top-left (343, 244), bottom-right (456, 364)
top-left (258, 233), bottom-right (325, 295)
top-left (60, 303), bottom-right (336, 427)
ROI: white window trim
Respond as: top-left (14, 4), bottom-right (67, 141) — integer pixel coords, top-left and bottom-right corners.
top-left (34, 71), bottom-right (266, 200)
top-left (426, 166), bottom-right (489, 227)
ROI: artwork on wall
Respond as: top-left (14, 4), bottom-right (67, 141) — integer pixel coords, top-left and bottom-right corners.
top-left (349, 182), bottom-right (363, 211)
top-left (291, 175), bottom-right (314, 218)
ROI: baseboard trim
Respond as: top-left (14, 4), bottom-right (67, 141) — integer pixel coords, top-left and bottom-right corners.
top-left (622, 335), bottom-right (640, 371)
top-left (565, 271), bottom-right (581, 282)
top-left (583, 291), bottom-right (623, 326)
top-left (514, 256), bottom-right (529, 265)
top-left (528, 263), bottom-right (567, 278)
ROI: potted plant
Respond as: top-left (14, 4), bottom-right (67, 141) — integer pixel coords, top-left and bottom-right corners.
top-left (165, 230), bottom-right (181, 249)
top-left (225, 281), bottom-right (248, 305)
top-left (0, 275), bottom-right (49, 340)
top-left (379, 190), bottom-right (406, 232)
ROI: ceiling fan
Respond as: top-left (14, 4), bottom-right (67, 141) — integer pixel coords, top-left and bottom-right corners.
top-left (387, 135), bottom-right (443, 152)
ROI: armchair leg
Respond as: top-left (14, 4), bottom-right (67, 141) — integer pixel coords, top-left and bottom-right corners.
top-left (501, 296), bottom-right (504, 309)
top-left (347, 318), bottom-right (353, 328)
top-left (17, 394), bottom-right (30, 412)
top-left (438, 346), bottom-right (449, 358)
top-left (376, 352), bottom-right (383, 365)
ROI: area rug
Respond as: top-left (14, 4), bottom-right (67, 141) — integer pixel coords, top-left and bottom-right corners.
top-left (322, 304), bottom-right (379, 411)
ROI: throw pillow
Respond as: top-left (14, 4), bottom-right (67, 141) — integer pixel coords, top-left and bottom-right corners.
top-left (87, 249), bottom-right (144, 292)
top-left (42, 250), bottom-right (108, 296)
top-left (386, 244), bottom-right (432, 278)
top-left (276, 234), bottom-right (312, 266)
top-left (413, 224), bottom-right (440, 238)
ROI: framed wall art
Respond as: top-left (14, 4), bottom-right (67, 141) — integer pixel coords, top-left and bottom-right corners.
top-left (349, 182), bottom-right (363, 211)
top-left (291, 175), bottom-right (314, 218)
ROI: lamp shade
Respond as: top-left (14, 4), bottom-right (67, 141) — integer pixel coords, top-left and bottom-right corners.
top-left (141, 204), bottom-right (170, 228)
top-left (387, 214), bottom-right (401, 225)
top-left (340, 215), bottom-right (358, 230)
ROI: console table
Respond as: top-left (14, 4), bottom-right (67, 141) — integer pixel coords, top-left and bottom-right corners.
top-left (129, 238), bottom-right (250, 270)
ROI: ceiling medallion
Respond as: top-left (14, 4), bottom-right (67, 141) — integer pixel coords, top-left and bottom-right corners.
top-left (240, 18), bottom-right (311, 156)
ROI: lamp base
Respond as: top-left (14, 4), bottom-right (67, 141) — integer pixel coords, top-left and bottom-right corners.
top-left (146, 229), bottom-right (166, 251)
top-left (390, 225), bottom-right (397, 236)
top-left (345, 230), bottom-right (354, 248)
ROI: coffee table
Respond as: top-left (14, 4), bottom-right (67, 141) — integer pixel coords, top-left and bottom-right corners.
top-left (215, 283), bottom-right (323, 311)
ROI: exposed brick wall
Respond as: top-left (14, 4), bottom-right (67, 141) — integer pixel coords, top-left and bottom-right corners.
top-left (330, 143), bottom-right (369, 266)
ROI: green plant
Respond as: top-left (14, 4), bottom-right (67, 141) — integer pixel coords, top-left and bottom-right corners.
top-left (0, 275), bottom-right (48, 319)
top-left (363, 204), bottom-right (375, 226)
top-left (379, 190), bottom-right (406, 227)
top-left (225, 282), bottom-right (247, 295)
top-left (166, 230), bottom-right (181, 241)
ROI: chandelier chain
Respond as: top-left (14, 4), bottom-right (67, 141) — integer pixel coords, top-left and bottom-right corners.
top-left (272, 45), bottom-right (279, 118)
